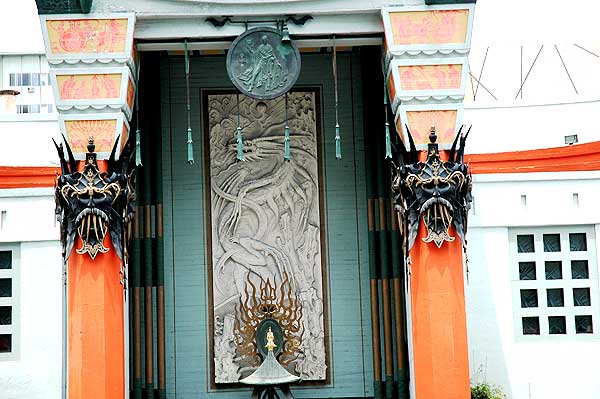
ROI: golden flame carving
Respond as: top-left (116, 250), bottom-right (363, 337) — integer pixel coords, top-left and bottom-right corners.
top-left (234, 273), bottom-right (304, 367)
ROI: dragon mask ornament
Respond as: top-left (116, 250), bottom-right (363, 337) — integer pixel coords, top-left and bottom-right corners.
top-left (54, 135), bottom-right (136, 260)
top-left (392, 126), bottom-right (472, 252)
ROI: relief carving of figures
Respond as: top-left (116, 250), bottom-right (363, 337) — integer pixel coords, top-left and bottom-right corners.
top-left (47, 19), bottom-right (128, 54)
top-left (226, 28), bottom-right (300, 100)
top-left (237, 36), bottom-right (287, 93)
top-left (208, 92), bottom-right (326, 383)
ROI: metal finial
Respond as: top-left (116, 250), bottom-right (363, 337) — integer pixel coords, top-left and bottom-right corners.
top-left (87, 136), bottom-right (95, 153)
top-left (429, 126), bottom-right (437, 143)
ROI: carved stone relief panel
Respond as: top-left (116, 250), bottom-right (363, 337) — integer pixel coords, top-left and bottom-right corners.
top-left (206, 91), bottom-right (327, 384)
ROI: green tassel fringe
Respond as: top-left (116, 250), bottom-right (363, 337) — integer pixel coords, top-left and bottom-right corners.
top-left (335, 123), bottom-right (341, 160)
top-left (186, 127), bottom-right (194, 165)
top-left (135, 128), bottom-right (142, 166)
top-left (385, 121), bottom-right (392, 159)
top-left (284, 125), bottom-right (290, 161)
top-left (236, 126), bottom-right (244, 161)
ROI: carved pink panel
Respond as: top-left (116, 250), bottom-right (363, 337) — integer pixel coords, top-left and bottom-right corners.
top-left (389, 10), bottom-right (469, 45)
top-left (64, 119), bottom-right (117, 153)
top-left (121, 123), bottom-right (129, 150)
top-left (388, 73), bottom-right (396, 103)
top-left (405, 110), bottom-right (457, 145)
top-left (46, 18), bottom-right (128, 54)
top-left (126, 79), bottom-right (135, 111)
top-left (56, 74), bottom-right (121, 100)
top-left (399, 65), bottom-right (463, 91)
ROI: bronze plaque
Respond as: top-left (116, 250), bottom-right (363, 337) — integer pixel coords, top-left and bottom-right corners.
top-left (226, 27), bottom-right (301, 100)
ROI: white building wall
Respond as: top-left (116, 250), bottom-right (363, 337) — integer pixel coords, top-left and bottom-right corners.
top-left (465, 101), bottom-right (600, 153)
top-left (0, 189), bottom-right (61, 399)
top-left (0, 115), bottom-right (59, 167)
top-left (466, 172), bottom-right (600, 399)
top-left (1, 54), bottom-right (54, 114)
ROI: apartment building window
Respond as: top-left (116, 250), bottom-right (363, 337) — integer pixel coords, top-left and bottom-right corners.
top-left (8, 73), bottom-right (49, 87)
top-left (15, 104), bottom-right (53, 114)
top-left (511, 227), bottom-right (598, 337)
top-left (0, 245), bottom-right (18, 359)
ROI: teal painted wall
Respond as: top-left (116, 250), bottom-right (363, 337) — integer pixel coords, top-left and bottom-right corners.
top-left (160, 52), bottom-right (373, 398)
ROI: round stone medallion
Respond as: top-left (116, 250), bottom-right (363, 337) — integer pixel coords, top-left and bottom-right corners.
top-left (226, 27), bottom-right (301, 100)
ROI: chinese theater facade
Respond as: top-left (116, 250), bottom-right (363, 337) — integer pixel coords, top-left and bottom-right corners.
top-left (34, 1), bottom-right (478, 398)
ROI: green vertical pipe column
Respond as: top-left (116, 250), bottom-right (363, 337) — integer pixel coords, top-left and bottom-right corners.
top-left (139, 58), bottom-right (155, 398)
top-left (389, 110), bottom-right (409, 399)
top-left (362, 47), bottom-right (383, 399)
top-left (147, 51), bottom-right (166, 399)
top-left (374, 108), bottom-right (395, 399)
top-left (132, 170), bottom-right (143, 399)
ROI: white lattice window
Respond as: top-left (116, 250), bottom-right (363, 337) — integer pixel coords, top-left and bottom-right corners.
top-left (0, 245), bottom-right (19, 359)
top-left (510, 226), bottom-right (599, 338)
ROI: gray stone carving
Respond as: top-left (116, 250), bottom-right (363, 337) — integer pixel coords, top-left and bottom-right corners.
top-left (208, 92), bottom-right (326, 383)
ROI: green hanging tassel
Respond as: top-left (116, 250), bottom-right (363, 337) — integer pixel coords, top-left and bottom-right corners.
top-left (186, 127), bottom-right (194, 165)
top-left (236, 126), bottom-right (244, 161)
top-left (383, 82), bottom-right (392, 159)
top-left (284, 125), bottom-right (290, 161)
top-left (335, 123), bottom-right (341, 160)
top-left (135, 128), bottom-right (142, 166)
top-left (385, 121), bottom-right (392, 159)
top-left (184, 39), bottom-right (194, 165)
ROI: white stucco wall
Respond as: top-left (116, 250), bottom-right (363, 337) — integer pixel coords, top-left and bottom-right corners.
top-left (0, 189), bottom-right (61, 399)
top-left (466, 172), bottom-right (600, 399)
top-left (0, 116), bottom-right (59, 167)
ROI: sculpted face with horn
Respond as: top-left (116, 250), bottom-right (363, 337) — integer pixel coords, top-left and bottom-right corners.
top-left (53, 135), bottom-right (136, 260)
top-left (392, 126), bottom-right (472, 252)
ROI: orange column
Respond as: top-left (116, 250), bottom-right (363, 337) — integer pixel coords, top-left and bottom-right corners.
top-left (37, 13), bottom-right (136, 399)
top-left (68, 237), bottom-right (125, 399)
top-left (409, 223), bottom-right (470, 399)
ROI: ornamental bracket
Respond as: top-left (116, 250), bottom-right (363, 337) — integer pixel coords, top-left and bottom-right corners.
top-left (392, 126), bottom-right (472, 252)
top-left (54, 135), bottom-right (136, 260)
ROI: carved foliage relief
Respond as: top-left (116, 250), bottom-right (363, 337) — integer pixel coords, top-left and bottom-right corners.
top-left (207, 92), bottom-right (327, 383)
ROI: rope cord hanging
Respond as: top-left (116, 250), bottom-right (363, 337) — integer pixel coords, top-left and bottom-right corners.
top-left (384, 81), bottom-right (392, 159)
top-left (332, 36), bottom-right (341, 160)
top-left (184, 40), bottom-right (194, 165)
top-left (134, 46), bottom-right (142, 166)
top-left (284, 92), bottom-right (290, 161)
top-left (236, 93), bottom-right (244, 161)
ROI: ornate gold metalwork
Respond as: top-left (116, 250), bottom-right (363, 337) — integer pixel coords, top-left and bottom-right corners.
top-left (235, 273), bottom-right (304, 367)
top-left (54, 135), bottom-right (136, 260)
top-left (392, 126), bottom-right (472, 251)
